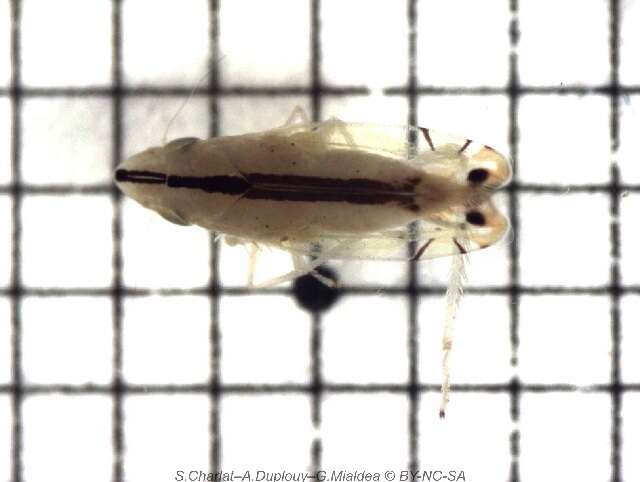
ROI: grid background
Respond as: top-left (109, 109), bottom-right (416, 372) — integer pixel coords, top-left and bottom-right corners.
top-left (2, 0), bottom-right (640, 481)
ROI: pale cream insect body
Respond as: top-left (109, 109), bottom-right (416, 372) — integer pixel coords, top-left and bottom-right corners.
top-left (115, 112), bottom-right (511, 416)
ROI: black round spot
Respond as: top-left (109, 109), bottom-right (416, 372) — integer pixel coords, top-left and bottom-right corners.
top-left (466, 210), bottom-right (486, 226)
top-left (467, 168), bottom-right (489, 184)
top-left (293, 266), bottom-right (340, 313)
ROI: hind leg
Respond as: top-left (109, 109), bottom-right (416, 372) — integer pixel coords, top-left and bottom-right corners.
top-left (283, 106), bottom-right (311, 126)
top-left (253, 241), bottom-right (351, 288)
top-left (246, 242), bottom-right (259, 287)
top-left (292, 254), bottom-right (337, 287)
top-left (314, 117), bottom-right (356, 146)
top-left (283, 107), bottom-right (356, 146)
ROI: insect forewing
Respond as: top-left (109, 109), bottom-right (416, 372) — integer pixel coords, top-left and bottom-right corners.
top-left (284, 198), bottom-right (509, 261)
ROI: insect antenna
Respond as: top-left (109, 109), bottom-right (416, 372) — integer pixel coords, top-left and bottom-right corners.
top-left (161, 56), bottom-right (226, 146)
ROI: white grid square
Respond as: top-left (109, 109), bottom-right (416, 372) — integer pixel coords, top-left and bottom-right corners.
top-left (417, 0), bottom-right (510, 87)
top-left (22, 296), bottom-right (113, 384)
top-left (321, 0), bottom-right (408, 88)
top-left (0, 298), bottom-right (9, 384)
top-left (22, 195), bottom-right (113, 288)
top-left (623, 393), bottom-right (640, 482)
top-left (0, 195), bottom-right (10, 288)
top-left (0, 395), bottom-right (10, 482)
top-left (620, 193), bottom-right (640, 285)
top-left (221, 394), bottom-right (312, 471)
top-left (518, 95), bottom-right (611, 184)
top-left (125, 395), bottom-right (209, 481)
top-left (219, 0), bottom-right (310, 86)
top-left (220, 295), bottom-right (310, 384)
top-left (519, 295), bottom-right (611, 384)
top-left (219, 96), bottom-right (311, 137)
top-left (520, 393), bottom-right (611, 481)
top-left (418, 95), bottom-right (510, 153)
top-left (23, 395), bottom-right (112, 482)
top-left (122, 0), bottom-right (209, 85)
top-left (123, 296), bottom-right (210, 384)
top-left (519, 0), bottom-right (609, 85)
top-left (415, 194), bottom-right (511, 288)
top-left (0, 1), bottom-right (9, 88)
top-left (322, 95), bottom-right (408, 127)
top-left (620, 0), bottom-right (640, 85)
top-left (323, 296), bottom-right (408, 384)
top-left (123, 96), bottom-right (210, 157)
top-left (420, 393), bottom-right (511, 478)
top-left (420, 295), bottom-right (511, 385)
top-left (619, 93), bottom-right (640, 183)
top-left (22, 98), bottom-right (113, 185)
top-left (218, 241), bottom-right (294, 287)
top-left (621, 295), bottom-right (640, 383)
top-left (329, 257), bottom-right (409, 288)
top-left (21, 0), bottom-right (112, 87)
top-left (0, 98), bottom-right (10, 185)
top-left (121, 199), bottom-right (211, 289)
top-left (519, 193), bottom-right (610, 287)
top-left (322, 394), bottom-right (408, 469)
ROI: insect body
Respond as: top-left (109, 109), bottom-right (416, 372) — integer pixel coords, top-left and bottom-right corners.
top-left (116, 117), bottom-right (510, 266)
top-left (115, 113), bottom-right (511, 416)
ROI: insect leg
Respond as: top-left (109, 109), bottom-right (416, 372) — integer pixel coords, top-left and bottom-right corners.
top-left (283, 106), bottom-right (311, 126)
top-left (247, 242), bottom-right (259, 287)
top-left (315, 117), bottom-right (356, 146)
top-left (223, 235), bottom-right (244, 247)
top-left (412, 238), bottom-right (435, 261)
top-left (253, 258), bottom-right (322, 288)
top-left (254, 240), bottom-right (352, 287)
top-left (439, 247), bottom-right (468, 418)
top-left (292, 253), bottom-right (337, 288)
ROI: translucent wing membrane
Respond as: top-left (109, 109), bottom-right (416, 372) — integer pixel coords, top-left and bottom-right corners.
top-left (272, 122), bottom-right (511, 189)
top-left (411, 127), bottom-right (512, 189)
top-left (283, 199), bottom-right (509, 261)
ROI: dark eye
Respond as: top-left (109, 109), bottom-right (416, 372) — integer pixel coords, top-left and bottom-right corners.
top-left (465, 210), bottom-right (486, 226)
top-left (467, 168), bottom-right (489, 184)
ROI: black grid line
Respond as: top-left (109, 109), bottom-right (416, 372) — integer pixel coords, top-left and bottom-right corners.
top-left (406, 0), bottom-right (420, 472)
top-left (608, 1), bottom-right (622, 480)
top-left (309, 0), bottom-right (323, 473)
top-left (3, 0), bottom-right (637, 480)
top-left (207, 0), bottom-right (222, 473)
top-left (507, 1), bottom-right (521, 481)
top-left (0, 85), bottom-right (372, 98)
top-left (9, 1), bottom-right (23, 481)
top-left (310, 309), bottom-right (323, 471)
top-left (4, 380), bottom-right (638, 396)
top-left (6, 83), bottom-right (640, 98)
top-left (5, 284), bottom-right (640, 298)
top-left (110, 1), bottom-right (124, 481)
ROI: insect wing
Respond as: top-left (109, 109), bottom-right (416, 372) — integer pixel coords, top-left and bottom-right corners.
top-left (283, 199), bottom-right (509, 261)
top-left (412, 127), bottom-right (512, 188)
top-left (303, 122), bottom-right (511, 188)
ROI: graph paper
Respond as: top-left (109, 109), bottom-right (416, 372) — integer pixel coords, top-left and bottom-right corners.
top-left (1, 0), bottom-right (640, 481)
